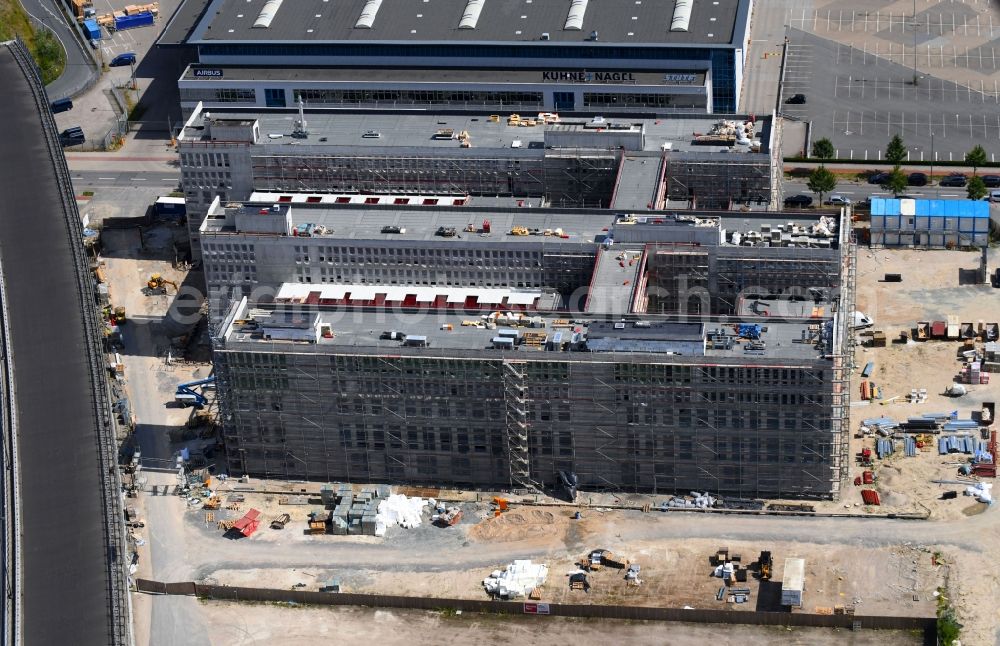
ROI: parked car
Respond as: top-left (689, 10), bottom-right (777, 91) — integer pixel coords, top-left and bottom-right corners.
top-left (50, 97), bottom-right (73, 113)
top-left (825, 194), bottom-right (850, 205)
top-left (783, 194), bottom-right (813, 207)
top-left (785, 93), bottom-right (806, 104)
top-left (60, 127), bottom-right (85, 146)
top-left (907, 172), bottom-right (928, 186)
top-left (109, 52), bottom-right (136, 67)
top-left (981, 175), bottom-right (1000, 188)
top-left (868, 172), bottom-right (891, 184)
top-left (939, 174), bottom-right (967, 187)
top-left (990, 190), bottom-right (1000, 203)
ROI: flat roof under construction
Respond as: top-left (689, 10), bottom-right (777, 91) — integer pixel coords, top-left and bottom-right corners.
top-left (182, 109), bottom-right (772, 155)
top-left (222, 299), bottom-right (833, 361)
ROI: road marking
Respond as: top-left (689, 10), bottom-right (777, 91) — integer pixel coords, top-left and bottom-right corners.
top-left (161, 179), bottom-right (177, 182)
top-left (132, 178), bottom-right (147, 181)
top-left (98, 177), bottom-right (115, 180)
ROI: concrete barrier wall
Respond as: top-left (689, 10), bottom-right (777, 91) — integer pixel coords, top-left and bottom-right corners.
top-left (135, 578), bottom-right (936, 633)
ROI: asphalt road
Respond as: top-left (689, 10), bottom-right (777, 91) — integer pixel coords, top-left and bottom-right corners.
top-left (0, 44), bottom-right (115, 645)
top-left (71, 169), bottom-right (181, 188)
top-left (783, 179), bottom-right (981, 202)
top-left (20, 0), bottom-right (98, 99)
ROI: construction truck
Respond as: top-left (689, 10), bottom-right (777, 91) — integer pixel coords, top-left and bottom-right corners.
top-left (145, 273), bottom-right (178, 295)
top-left (758, 551), bottom-right (773, 580)
top-left (71, 0), bottom-right (95, 19)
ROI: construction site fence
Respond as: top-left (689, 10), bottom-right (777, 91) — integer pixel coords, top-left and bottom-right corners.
top-left (135, 579), bottom-right (935, 634)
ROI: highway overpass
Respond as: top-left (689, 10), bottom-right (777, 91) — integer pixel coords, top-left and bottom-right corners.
top-left (0, 39), bottom-right (130, 645)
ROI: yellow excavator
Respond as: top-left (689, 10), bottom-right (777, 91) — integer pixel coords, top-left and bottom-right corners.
top-left (145, 273), bottom-right (178, 295)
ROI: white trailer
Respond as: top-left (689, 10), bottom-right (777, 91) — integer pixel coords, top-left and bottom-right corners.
top-left (781, 558), bottom-right (804, 607)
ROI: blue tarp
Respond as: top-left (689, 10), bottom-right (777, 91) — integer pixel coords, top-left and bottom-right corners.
top-left (737, 324), bottom-right (761, 339)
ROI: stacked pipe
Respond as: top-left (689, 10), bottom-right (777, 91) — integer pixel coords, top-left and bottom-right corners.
top-left (942, 420), bottom-right (980, 432)
top-left (876, 438), bottom-right (895, 459)
top-left (937, 435), bottom-right (977, 454)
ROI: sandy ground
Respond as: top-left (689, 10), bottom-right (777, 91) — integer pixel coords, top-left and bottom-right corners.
top-left (197, 602), bottom-right (923, 646)
top-left (205, 540), bottom-right (940, 618)
top-left (96, 223), bottom-right (213, 646)
top-left (842, 248), bottom-right (1000, 521)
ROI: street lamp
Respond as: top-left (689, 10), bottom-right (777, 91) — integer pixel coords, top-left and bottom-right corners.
top-left (912, 0), bottom-right (918, 84)
top-left (930, 132), bottom-right (935, 195)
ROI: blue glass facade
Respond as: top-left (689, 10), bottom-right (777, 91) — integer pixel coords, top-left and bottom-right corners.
top-left (198, 43), bottom-right (739, 112)
top-left (709, 50), bottom-right (736, 113)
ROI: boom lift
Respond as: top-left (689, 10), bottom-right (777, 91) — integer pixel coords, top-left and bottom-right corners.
top-left (175, 376), bottom-right (216, 408)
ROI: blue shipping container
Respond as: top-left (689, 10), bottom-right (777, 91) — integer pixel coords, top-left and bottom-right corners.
top-left (154, 197), bottom-right (186, 217)
top-left (114, 11), bottom-right (154, 30)
top-left (83, 19), bottom-right (100, 40)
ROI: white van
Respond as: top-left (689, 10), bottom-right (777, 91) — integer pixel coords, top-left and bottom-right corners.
top-left (989, 190), bottom-right (1000, 203)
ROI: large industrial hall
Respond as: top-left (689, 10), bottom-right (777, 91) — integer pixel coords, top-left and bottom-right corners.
top-left (161, 0), bottom-right (754, 114)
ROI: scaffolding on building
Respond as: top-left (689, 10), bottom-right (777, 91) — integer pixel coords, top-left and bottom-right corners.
top-left (502, 359), bottom-right (541, 491)
top-left (542, 150), bottom-right (620, 208)
top-left (664, 151), bottom-right (772, 209)
top-left (214, 333), bottom-right (849, 500)
top-left (250, 153), bottom-right (547, 197)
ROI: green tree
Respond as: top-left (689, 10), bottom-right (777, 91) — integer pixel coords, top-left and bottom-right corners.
top-left (882, 166), bottom-right (908, 196)
top-left (964, 145), bottom-right (988, 175)
top-left (885, 134), bottom-right (907, 165)
top-left (967, 175), bottom-right (988, 201)
top-left (811, 137), bottom-right (835, 160)
top-left (807, 165), bottom-right (837, 204)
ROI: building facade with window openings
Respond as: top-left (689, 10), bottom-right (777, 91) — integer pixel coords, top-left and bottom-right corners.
top-left (177, 106), bottom-right (776, 259)
top-left (161, 0), bottom-right (753, 115)
top-left (208, 202), bottom-right (858, 500)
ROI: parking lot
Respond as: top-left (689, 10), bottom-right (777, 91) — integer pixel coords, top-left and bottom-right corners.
top-left (778, 0), bottom-right (1000, 160)
top-left (54, 0), bottom-right (188, 148)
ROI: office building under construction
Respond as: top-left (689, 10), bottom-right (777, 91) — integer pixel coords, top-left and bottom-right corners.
top-left (178, 106), bottom-right (777, 258)
top-left (210, 204), bottom-right (856, 500)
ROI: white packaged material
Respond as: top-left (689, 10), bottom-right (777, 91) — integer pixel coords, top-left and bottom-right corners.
top-left (375, 494), bottom-right (428, 531)
top-left (965, 482), bottom-right (993, 504)
top-left (483, 560), bottom-right (548, 599)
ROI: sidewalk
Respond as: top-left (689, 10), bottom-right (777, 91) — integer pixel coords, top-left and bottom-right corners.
top-left (66, 130), bottom-right (178, 171)
top-left (784, 161), bottom-right (992, 176)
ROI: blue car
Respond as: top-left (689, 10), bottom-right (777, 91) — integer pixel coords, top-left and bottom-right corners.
top-left (109, 52), bottom-right (136, 67)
